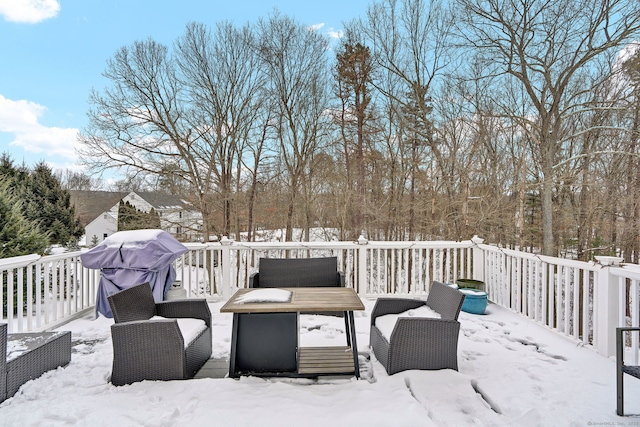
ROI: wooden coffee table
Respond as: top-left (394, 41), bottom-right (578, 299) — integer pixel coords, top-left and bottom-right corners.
top-left (221, 287), bottom-right (365, 378)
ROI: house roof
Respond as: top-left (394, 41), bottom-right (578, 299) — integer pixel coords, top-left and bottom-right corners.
top-left (69, 190), bottom-right (127, 227)
top-left (70, 190), bottom-right (198, 227)
top-left (131, 191), bottom-right (196, 211)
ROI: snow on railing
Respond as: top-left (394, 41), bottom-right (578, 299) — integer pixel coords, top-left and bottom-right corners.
top-left (0, 251), bottom-right (100, 333)
top-left (177, 238), bottom-right (476, 299)
top-left (608, 262), bottom-right (640, 366)
top-left (478, 244), bottom-right (599, 346)
top-left (1, 237), bottom-right (638, 361)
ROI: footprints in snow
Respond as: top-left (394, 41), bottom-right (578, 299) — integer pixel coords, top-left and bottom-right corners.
top-left (462, 318), bottom-right (567, 363)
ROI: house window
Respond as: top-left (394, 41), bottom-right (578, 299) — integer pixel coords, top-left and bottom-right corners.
top-left (103, 214), bottom-right (108, 219)
top-left (103, 233), bottom-right (108, 240)
top-left (179, 211), bottom-right (183, 219)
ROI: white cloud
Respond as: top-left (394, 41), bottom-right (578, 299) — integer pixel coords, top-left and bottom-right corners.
top-left (309, 23), bottom-right (325, 32)
top-left (0, 94), bottom-right (79, 160)
top-left (327, 28), bottom-right (344, 39)
top-left (613, 40), bottom-right (640, 70)
top-left (0, 0), bottom-right (60, 24)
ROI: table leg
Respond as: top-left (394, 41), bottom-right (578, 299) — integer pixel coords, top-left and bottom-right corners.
top-left (347, 310), bottom-right (360, 378)
top-left (343, 312), bottom-right (351, 347)
top-left (229, 313), bottom-right (239, 378)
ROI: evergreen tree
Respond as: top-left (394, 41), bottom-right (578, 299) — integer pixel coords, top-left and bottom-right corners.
top-left (25, 162), bottom-right (84, 246)
top-left (148, 208), bottom-right (161, 228)
top-left (0, 181), bottom-right (49, 258)
top-left (117, 200), bottom-right (161, 231)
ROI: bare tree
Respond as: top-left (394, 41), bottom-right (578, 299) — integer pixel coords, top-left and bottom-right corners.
top-left (78, 37), bottom-right (211, 237)
top-left (455, 0), bottom-right (640, 255)
top-left (175, 22), bottom-right (264, 237)
top-left (78, 23), bottom-right (265, 240)
top-left (255, 11), bottom-right (331, 242)
top-left (56, 169), bottom-right (102, 191)
top-left (357, 0), bottom-right (453, 239)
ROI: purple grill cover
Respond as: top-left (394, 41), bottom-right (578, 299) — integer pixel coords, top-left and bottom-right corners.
top-left (80, 229), bottom-right (188, 318)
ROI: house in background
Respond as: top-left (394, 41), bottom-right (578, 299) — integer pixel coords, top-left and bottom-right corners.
top-left (70, 191), bottom-right (203, 246)
top-left (120, 191), bottom-right (203, 241)
top-left (85, 210), bottom-right (118, 246)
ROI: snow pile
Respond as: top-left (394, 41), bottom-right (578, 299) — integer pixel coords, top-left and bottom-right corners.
top-left (0, 299), bottom-right (638, 426)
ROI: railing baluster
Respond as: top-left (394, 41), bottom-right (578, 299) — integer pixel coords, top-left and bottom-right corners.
top-left (26, 264), bottom-right (33, 331)
top-left (2, 237), bottom-right (635, 360)
top-left (8, 269), bottom-right (15, 331)
top-left (572, 267), bottom-right (580, 341)
top-left (17, 266), bottom-right (24, 331)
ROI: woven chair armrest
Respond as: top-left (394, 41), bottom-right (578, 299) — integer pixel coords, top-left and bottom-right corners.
top-left (111, 319), bottom-right (185, 350)
top-left (1, 323), bottom-right (6, 402)
top-left (156, 299), bottom-right (212, 327)
top-left (249, 272), bottom-right (259, 288)
top-left (371, 298), bottom-right (426, 326)
top-left (338, 271), bottom-right (345, 287)
top-left (1, 323), bottom-right (7, 366)
top-left (110, 320), bottom-right (187, 386)
top-left (390, 318), bottom-right (461, 344)
top-left (387, 318), bottom-right (461, 373)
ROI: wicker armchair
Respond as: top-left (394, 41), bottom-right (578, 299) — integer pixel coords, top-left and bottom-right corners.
top-left (107, 282), bottom-right (212, 386)
top-left (617, 327), bottom-right (640, 416)
top-left (370, 281), bottom-right (465, 375)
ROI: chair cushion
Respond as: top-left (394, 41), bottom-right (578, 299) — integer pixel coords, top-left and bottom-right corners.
top-left (151, 316), bottom-right (207, 348)
top-left (374, 305), bottom-right (442, 341)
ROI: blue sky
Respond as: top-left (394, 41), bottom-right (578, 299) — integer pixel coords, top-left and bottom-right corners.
top-left (0, 0), bottom-right (371, 174)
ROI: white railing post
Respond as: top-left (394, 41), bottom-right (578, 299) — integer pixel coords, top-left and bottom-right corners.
top-left (220, 236), bottom-right (234, 300)
top-left (471, 235), bottom-right (485, 282)
top-left (594, 256), bottom-right (624, 357)
top-left (357, 235), bottom-right (368, 294)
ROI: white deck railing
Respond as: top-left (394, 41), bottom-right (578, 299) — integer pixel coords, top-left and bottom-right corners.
top-left (1, 236), bottom-right (637, 360)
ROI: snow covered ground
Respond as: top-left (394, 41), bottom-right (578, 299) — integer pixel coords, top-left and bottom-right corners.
top-left (1, 298), bottom-right (638, 426)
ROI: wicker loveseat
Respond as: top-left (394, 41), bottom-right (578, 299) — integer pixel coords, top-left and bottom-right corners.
top-left (370, 281), bottom-right (465, 375)
top-left (107, 282), bottom-right (212, 386)
top-left (249, 256), bottom-right (345, 289)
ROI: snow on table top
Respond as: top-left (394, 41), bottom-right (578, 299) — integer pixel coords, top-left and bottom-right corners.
top-left (236, 289), bottom-right (292, 303)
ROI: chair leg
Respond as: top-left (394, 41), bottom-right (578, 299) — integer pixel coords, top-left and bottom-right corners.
top-left (617, 328), bottom-right (625, 416)
top-left (617, 368), bottom-right (624, 416)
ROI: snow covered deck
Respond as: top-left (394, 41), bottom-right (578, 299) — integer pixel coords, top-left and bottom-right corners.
top-left (1, 298), bottom-right (638, 426)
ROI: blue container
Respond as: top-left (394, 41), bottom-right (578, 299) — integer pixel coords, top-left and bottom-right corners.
top-left (460, 288), bottom-right (488, 314)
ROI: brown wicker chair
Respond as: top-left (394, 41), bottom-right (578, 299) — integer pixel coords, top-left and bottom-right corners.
top-left (370, 281), bottom-right (465, 375)
top-left (107, 282), bottom-right (212, 386)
